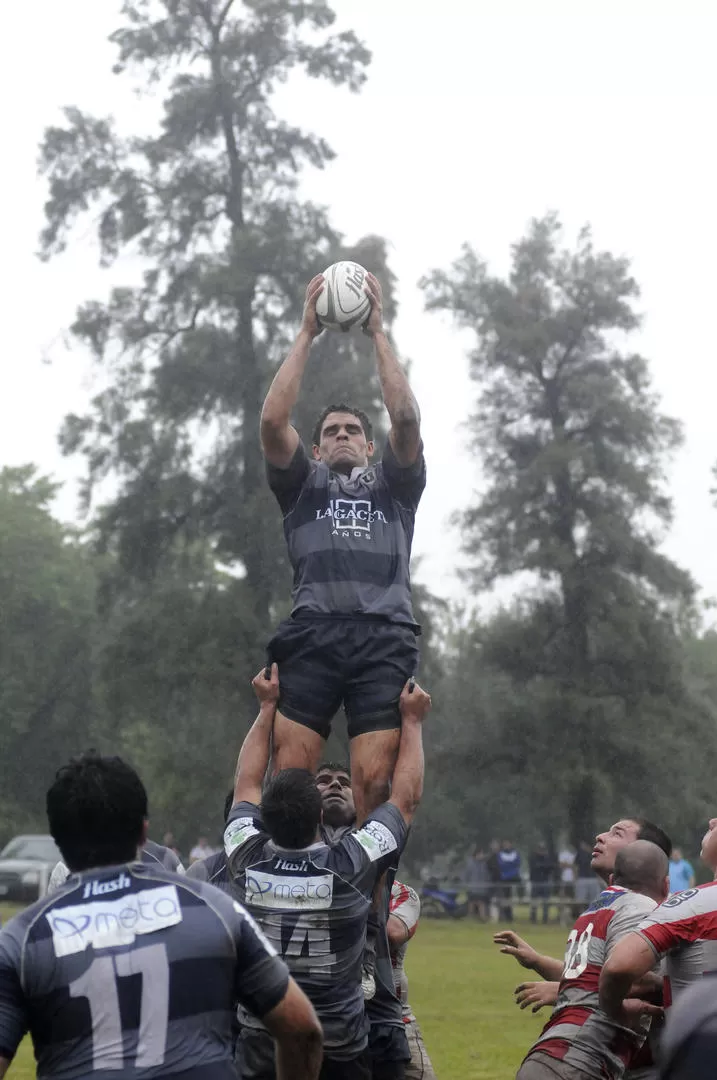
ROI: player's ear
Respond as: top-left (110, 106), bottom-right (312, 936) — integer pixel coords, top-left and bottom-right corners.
top-left (311, 444), bottom-right (322, 461)
top-left (366, 440), bottom-right (375, 458)
top-left (607, 872), bottom-right (615, 887)
top-left (140, 818), bottom-right (149, 849)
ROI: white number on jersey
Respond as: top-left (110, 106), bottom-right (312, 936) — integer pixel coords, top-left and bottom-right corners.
top-left (283, 913), bottom-right (337, 977)
top-left (69, 943), bottom-right (169, 1068)
top-left (563, 922), bottom-right (594, 980)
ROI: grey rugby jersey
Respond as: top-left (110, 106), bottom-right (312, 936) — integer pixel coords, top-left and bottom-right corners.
top-left (267, 439), bottom-right (425, 626)
top-left (48, 841), bottom-right (185, 892)
top-left (0, 862), bottom-right (289, 1080)
top-left (225, 801), bottom-right (408, 1059)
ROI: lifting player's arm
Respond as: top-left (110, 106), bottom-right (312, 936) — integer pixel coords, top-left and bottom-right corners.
top-left (515, 981), bottom-right (560, 1013)
top-left (493, 930), bottom-right (565, 982)
top-left (260, 275), bottom-right (324, 468)
top-left (233, 664), bottom-right (280, 807)
top-left (363, 273), bottom-right (421, 468)
top-left (388, 680), bottom-right (431, 825)
top-left (261, 979), bottom-right (323, 1080)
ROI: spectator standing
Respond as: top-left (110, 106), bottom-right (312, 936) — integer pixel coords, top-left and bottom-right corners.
top-left (190, 835), bottom-right (216, 863)
top-left (558, 843), bottom-right (575, 898)
top-left (668, 847), bottom-right (695, 893)
top-left (486, 839), bottom-right (502, 921)
top-left (497, 839), bottom-right (521, 921)
top-left (574, 839), bottom-right (598, 911)
top-left (464, 846), bottom-right (491, 920)
top-left (528, 842), bottom-right (555, 925)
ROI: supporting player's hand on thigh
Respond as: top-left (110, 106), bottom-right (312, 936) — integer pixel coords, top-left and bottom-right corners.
top-left (515, 981), bottom-right (558, 1013)
top-left (252, 662), bottom-right (280, 705)
top-left (494, 930), bottom-right (539, 970)
top-left (399, 679), bottom-right (431, 722)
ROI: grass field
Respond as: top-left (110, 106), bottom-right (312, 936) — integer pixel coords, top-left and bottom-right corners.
top-left (2, 913), bottom-right (567, 1080)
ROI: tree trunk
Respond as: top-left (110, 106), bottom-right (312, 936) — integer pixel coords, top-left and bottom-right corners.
top-left (568, 771), bottom-right (597, 848)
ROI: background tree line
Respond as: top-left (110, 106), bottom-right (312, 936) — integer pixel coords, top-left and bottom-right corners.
top-left (2, 0), bottom-right (716, 867)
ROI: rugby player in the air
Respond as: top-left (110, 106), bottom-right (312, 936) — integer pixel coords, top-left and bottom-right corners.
top-left (514, 841), bottom-right (668, 1080)
top-left (260, 273), bottom-right (425, 824)
top-left (0, 752), bottom-right (323, 1080)
top-left (225, 665), bottom-right (430, 1080)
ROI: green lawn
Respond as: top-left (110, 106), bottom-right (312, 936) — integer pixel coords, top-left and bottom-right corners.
top-left (4, 916), bottom-right (568, 1080)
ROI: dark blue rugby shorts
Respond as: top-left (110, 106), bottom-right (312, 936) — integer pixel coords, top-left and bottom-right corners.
top-left (266, 616), bottom-right (419, 740)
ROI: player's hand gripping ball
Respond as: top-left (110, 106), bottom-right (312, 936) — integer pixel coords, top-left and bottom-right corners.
top-left (315, 261), bottom-right (371, 332)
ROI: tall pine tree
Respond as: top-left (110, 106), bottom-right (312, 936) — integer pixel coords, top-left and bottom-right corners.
top-left (422, 214), bottom-right (697, 840)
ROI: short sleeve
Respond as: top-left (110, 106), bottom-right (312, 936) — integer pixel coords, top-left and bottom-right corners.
top-left (381, 439), bottom-right (426, 511)
top-left (266, 442), bottom-right (312, 515)
top-left (345, 803), bottom-right (408, 876)
top-left (390, 882), bottom-right (420, 939)
top-left (0, 929), bottom-right (28, 1061)
top-left (637, 888), bottom-right (706, 956)
top-left (230, 898), bottom-right (290, 1019)
top-left (224, 801), bottom-right (269, 877)
top-left (605, 896), bottom-right (657, 954)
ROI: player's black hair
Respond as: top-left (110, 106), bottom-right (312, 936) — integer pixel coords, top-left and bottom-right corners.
top-left (262, 768), bottom-right (322, 849)
top-left (633, 818), bottom-right (672, 858)
top-left (316, 761), bottom-right (351, 778)
top-left (47, 751), bottom-right (147, 871)
top-left (312, 403), bottom-right (373, 447)
top-left (224, 790), bottom-right (234, 822)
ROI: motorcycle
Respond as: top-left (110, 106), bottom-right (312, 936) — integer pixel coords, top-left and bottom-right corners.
top-left (420, 881), bottom-right (470, 918)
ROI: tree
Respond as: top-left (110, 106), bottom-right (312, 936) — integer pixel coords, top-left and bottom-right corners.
top-left (421, 215), bottom-right (698, 841)
top-left (37, 0), bottom-right (393, 634)
top-left (0, 468), bottom-right (97, 836)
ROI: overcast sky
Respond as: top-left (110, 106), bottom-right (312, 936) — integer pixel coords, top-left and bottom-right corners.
top-left (3, 0), bottom-right (716, 612)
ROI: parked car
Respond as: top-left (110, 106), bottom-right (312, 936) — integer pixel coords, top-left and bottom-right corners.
top-left (0, 834), bottom-right (61, 903)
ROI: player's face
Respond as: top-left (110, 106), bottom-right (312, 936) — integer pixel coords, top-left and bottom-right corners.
top-left (700, 818), bottom-right (717, 870)
top-left (591, 819), bottom-right (640, 879)
top-left (313, 412), bottom-right (374, 472)
top-left (316, 769), bottom-right (355, 826)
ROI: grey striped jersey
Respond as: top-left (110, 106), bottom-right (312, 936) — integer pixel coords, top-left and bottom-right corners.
top-left (525, 886), bottom-right (658, 1080)
top-left (225, 801), bottom-right (407, 1059)
top-left (267, 439), bottom-right (425, 626)
top-left (49, 841), bottom-right (185, 892)
top-left (0, 862), bottom-right (289, 1080)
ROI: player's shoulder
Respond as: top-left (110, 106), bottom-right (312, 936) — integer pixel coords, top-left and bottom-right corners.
top-left (653, 881), bottom-right (717, 917)
top-left (390, 880), bottom-right (419, 908)
top-left (341, 803), bottom-right (406, 865)
top-left (142, 839), bottom-right (184, 873)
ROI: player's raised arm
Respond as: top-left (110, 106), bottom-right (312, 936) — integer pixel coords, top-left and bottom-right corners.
top-left (364, 272), bottom-right (421, 467)
top-left (493, 930), bottom-right (565, 981)
top-left (260, 978), bottom-right (323, 1080)
top-left (233, 664), bottom-right (280, 806)
top-left (388, 680), bottom-right (431, 825)
top-left (260, 275), bottom-right (324, 468)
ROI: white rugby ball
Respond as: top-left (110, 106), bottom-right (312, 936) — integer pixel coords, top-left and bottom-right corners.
top-left (316, 261), bottom-right (371, 332)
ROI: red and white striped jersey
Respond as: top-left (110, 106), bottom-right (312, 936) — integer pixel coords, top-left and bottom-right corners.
top-left (637, 882), bottom-right (716, 1005)
top-left (526, 886), bottom-right (658, 1080)
top-left (389, 880), bottom-right (420, 1022)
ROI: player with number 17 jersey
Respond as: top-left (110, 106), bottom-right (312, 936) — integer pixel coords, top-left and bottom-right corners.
top-left (0, 863), bottom-right (291, 1080)
top-left (519, 886), bottom-right (658, 1080)
top-left (225, 799), bottom-right (407, 1063)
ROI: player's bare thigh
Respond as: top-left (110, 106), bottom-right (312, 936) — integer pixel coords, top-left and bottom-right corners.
top-left (350, 727), bottom-right (401, 824)
top-left (271, 709), bottom-right (325, 774)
